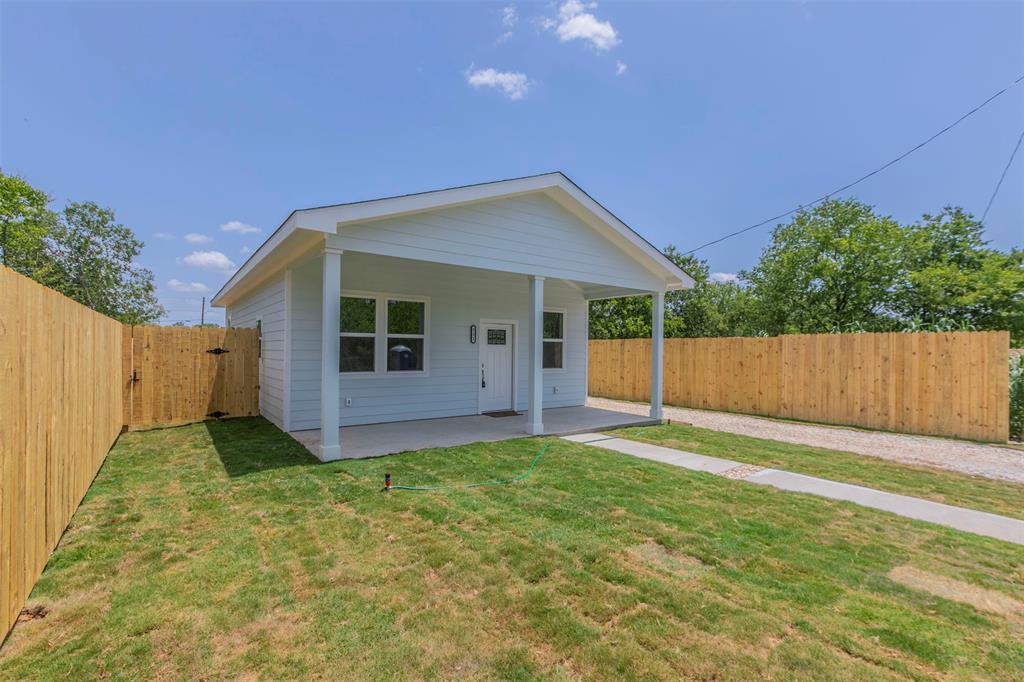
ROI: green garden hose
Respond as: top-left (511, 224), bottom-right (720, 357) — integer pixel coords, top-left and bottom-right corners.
top-left (385, 443), bottom-right (551, 491)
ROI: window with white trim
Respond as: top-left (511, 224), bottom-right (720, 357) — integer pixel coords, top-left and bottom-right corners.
top-left (338, 293), bottom-right (429, 374)
top-left (340, 296), bottom-right (376, 373)
top-left (543, 310), bottom-right (564, 370)
top-left (386, 298), bottom-right (425, 372)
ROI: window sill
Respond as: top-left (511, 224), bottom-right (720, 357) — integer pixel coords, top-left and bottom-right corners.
top-left (338, 370), bottom-right (431, 378)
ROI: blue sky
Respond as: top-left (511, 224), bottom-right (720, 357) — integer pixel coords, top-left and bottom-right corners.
top-left (3, 1), bottom-right (1022, 325)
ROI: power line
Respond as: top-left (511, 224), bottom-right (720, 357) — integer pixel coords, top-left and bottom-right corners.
top-left (685, 74), bottom-right (1024, 255)
top-left (981, 126), bottom-right (1024, 224)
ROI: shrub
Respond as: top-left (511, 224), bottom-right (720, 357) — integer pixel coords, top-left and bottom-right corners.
top-left (1011, 354), bottom-right (1024, 441)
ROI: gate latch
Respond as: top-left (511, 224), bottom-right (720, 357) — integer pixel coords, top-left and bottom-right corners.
top-left (207, 347), bottom-right (230, 355)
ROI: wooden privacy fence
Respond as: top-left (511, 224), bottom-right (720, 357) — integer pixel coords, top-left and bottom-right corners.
top-left (2, 264), bottom-right (262, 640)
top-left (122, 326), bottom-right (260, 430)
top-left (589, 331), bottom-right (1010, 442)
top-left (1, 267), bottom-right (124, 638)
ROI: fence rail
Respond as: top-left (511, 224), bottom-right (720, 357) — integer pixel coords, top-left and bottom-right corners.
top-left (0, 267), bottom-right (124, 638)
top-left (2, 265), bottom-right (262, 640)
top-left (589, 331), bottom-right (1010, 442)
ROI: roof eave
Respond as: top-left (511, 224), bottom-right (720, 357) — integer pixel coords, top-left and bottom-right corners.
top-left (212, 171), bottom-right (694, 305)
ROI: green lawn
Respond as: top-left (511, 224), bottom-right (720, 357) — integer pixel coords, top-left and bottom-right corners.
top-left (609, 423), bottom-right (1024, 521)
top-left (2, 418), bottom-right (1022, 680)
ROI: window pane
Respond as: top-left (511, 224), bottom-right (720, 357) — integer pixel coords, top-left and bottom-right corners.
top-left (543, 341), bottom-right (563, 369)
top-left (388, 337), bottom-right (424, 371)
top-left (543, 311), bottom-right (563, 339)
top-left (341, 297), bottom-right (376, 334)
top-left (487, 329), bottom-right (506, 345)
top-left (388, 299), bottom-right (424, 335)
top-left (340, 337), bottom-right (375, 372)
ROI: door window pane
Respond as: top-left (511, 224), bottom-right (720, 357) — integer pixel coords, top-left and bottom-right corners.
top-left (388, 299), bottom-right (424, 335)
top-left (341, 297), bottom-right (376, 334)
top-left (543, 341), bottom-right (563, 369)
top-left (388, 338), bottom-right (424, 371)
top-left (340, 337), bottom-right (375, 372)
top-left (487, 329), bottom-right (506, 345)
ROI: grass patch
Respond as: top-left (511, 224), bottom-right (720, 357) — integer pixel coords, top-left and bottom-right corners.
top-left (611, 423), bottom-right (1024, 520)
top-left (2, 418), bottom-right (1022, 680)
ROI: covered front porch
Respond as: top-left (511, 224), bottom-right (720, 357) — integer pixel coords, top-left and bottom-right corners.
top-left (301, 247), bottom-right (669, 461)
top-left (215, 174), bottom-right (692, 462)
top-left (289, 404), bottom-right (660, 459)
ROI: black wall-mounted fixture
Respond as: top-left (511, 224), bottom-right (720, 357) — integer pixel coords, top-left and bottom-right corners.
top-left (470, 324), bottom-right (477, 344)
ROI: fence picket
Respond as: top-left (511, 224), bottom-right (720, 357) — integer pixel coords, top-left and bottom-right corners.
top-left (588, 331), bottom-right (1010, 442)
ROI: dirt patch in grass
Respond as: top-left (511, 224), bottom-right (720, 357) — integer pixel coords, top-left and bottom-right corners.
top-left (888, 565), bottom-right (1024, 620)
top-left (211, 610), bottom-right (309, 662)
top-left (621, 540), bottom-right (709, 581)
top-left (16, 605), bottom-right (48, 623)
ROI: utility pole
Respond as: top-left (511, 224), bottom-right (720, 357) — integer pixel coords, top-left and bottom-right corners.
top-left (200, 296), bottom-right (205, 326)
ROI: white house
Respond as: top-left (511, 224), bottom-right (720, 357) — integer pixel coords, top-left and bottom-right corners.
top-left (211, 173), bottom-right (692, 461)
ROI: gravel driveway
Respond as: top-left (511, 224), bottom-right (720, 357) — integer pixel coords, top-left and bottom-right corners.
top-left (588, 396), bottom-right (1024, 484)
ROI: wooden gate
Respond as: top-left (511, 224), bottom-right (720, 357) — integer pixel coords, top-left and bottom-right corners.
top-left (123, 326), bottom-right (260, 430)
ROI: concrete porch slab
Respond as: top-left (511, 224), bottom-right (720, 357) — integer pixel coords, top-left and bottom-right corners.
top-left (289, 405), bottom-right (659, 459)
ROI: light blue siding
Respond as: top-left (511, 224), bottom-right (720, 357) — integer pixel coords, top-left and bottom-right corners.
top-left (288, 253), bottom-right (587, 430)
top-left (226, 275), bottom-right (287, 429)
top-left (326, 194), bottom-right (664, 293)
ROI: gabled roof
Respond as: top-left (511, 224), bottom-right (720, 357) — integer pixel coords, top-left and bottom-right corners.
top-left (212, 172), bottom-right (693, 307)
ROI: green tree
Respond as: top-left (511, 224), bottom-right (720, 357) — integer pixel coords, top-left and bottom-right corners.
top-left (589, 247), bottom-right (754, 339)
top-left (662, 249), bottom-right (757, 338)
top-left (893, 207), bottom-right (1024, 344)
top-left (0, 171), bottom-right (56, 276)
top-left (589, 294), bottom-right (652, 339)
top-left (742, 199), bottom-right (905, 334)
top-left (39, 201), bottom-right (164, 324)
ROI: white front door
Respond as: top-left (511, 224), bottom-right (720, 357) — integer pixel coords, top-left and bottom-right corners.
top-left (479, 323), bottom-right (514, 412)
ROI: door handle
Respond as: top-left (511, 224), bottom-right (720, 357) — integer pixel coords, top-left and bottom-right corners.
top-left (481, 364), bottom-right (486, 389)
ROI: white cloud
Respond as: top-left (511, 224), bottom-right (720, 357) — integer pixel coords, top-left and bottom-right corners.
top-left (710, 272), bottom-right (739, 284)
top-left (153, 232), bottom-right (175, 240)
top-left (466, 67), bottom-right (531, 100)
top-left (616, 61), bottom-right (627, 75)
top-left (496, 30), bottom-right (513, 44)
top-left (167, 279), bottom-right (210, 294)
top-left (550, 0), bottom-right (620, 51)
top-left (241, 245), bottom-right (252, 254)
top-left (502, 5), bottom-right (517, 27)
top-left (184, 232), bottom-right (212, 244)
top-left (220, 220), bottom-right (260, 234)
top-left (183, 250), bottom-right (236, 271)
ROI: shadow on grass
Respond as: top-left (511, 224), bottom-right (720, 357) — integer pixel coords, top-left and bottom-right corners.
top-left (204, 417), bottom-right (321, 478)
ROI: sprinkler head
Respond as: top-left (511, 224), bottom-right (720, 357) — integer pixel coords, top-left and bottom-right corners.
top-left (383, 472), bottom-right (392, 492)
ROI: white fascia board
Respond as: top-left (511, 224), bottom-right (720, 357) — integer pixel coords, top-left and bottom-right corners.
top-left (294, 173), bottom-right (692, 290)
top-left (213, 172), bottom-right (693, 306)
top-left (210, 215), bottom-right (327, 308)
top-left (546, 179), bottom-right (694, 290)
top-left (293, 173), bottom-right (564, 229)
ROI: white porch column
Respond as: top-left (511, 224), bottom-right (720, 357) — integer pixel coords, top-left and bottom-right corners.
top-left (527, 275), bottom-right (545, 435)
top-left (650, 291), bottom-right (664, 421)
top-left (318, 248), bottom-right (342, 461)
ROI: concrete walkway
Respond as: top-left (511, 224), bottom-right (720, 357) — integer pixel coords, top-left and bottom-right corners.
top-left (563, 433), bottom-right (1024, 546)
top-left (586, 397), bottom-right (1024, 484)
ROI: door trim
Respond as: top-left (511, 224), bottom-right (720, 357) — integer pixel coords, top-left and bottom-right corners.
top-left (477, 318), bottom-right (518, 414)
